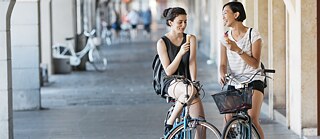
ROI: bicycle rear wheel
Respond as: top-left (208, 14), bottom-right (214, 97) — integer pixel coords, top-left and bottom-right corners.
top-left (222, 117), bottom-right (260, 139)
top-left (89, 48), bottom-right (107, 71)
top-left (167, 120), bottom-right (221, 139)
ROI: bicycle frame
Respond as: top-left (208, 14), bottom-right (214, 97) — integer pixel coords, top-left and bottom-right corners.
top-left (164, 106), bottom-right (207, 139)
top-left (163, 76), bottom-right (221, 139)
top-left (52, 30), bottom-right (98, 66)
top-left (233, 110), bottom-right (253, 139)
top-left (75, 37), bottom-right (95, 59)
top-left (164, 76), bottom-right (204, 139)
top-left (164, 76), bottom-right (192, 139)
top-left (217, 69), bottom-right (275, 139)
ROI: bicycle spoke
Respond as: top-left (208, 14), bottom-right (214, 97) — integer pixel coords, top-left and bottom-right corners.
top-left (222, 117), bottom-right (260, 139)
top-left (89, 48), bottom-right (107, 71)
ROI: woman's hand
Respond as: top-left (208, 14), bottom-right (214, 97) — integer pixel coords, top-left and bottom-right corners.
top-left (178, 42), bottom-right (190, 57)
top-left (227, 41), bottom-right (242, 53)
top-left (219, 75), bottom-right (226, 86)
top-left (224, 34), bottom-right (242, 53)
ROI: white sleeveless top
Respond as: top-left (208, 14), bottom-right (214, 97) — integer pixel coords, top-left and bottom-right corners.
top-left (220, 28), bottom-right (264, 86)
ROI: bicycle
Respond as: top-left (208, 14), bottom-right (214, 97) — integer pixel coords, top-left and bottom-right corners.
top-left (162, 75), bottom-right (221, 139)
top-left (52, 29), bottom-right (107, 71)
top-left (101, 22), bottom-right (112, 46)
top-left (211, 69), bottom-right (275, 139)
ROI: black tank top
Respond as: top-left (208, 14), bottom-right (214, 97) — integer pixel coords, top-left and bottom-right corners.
top-left (161, 33), bottom-right (191, 80)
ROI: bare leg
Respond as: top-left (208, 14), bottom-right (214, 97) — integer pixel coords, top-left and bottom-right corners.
top-left (165, 80), bottom-right (206, 138)
top-left (248, 90), bottom-right (264, 139)
top-left (189, 97), bottom-right (206, 139)
top-left (166, 81), bottom-right (195, 125)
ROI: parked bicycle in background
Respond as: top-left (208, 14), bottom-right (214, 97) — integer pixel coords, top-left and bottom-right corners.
top-left (52, 29), bottom-right (107, 72)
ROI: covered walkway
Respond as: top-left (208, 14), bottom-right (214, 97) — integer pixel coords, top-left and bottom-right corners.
top-left (1, 0), bottom-right (319, 138)
top-left (13, 26), bottom-right (302, 139)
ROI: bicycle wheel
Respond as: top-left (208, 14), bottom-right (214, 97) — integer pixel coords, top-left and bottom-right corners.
top-left (89, 48), bottom-right (107, 71)
top-left (167, 120), bottom-right (221, 139)
top-left (222, 117), bottom-right (260, 139)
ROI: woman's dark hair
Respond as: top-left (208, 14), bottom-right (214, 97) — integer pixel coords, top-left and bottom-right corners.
top-left (223, 2), bottom-right (246, 22)
top-left (162, 7), bottom-right (187, 26)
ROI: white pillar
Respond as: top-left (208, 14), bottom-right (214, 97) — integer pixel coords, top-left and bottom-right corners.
top-left (40, 0), bottom-right (53, 75)
top-left (284, 0), bottom-right (302, 135)
top-left (0, 0), bottom-right (15, 138)
top-left (268, 0), bottom-right (286, 121)
top-left (11, 0), bottom-right (41, 110)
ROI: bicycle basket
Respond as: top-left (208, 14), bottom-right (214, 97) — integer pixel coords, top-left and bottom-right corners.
top-left (211, 87), bottom-right (253, 114)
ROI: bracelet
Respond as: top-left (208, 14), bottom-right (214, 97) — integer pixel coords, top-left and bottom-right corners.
top-left (237, 49), bottom-right (244, 55)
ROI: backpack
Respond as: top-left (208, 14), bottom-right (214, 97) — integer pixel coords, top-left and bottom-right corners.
top-left (152, 54), bottom-right (165, 96)
top-left (248, 28), bottom-right (268, 88)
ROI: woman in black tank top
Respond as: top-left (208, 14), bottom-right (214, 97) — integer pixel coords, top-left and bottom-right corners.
top-left (156, 7), bottom-right (205, 135)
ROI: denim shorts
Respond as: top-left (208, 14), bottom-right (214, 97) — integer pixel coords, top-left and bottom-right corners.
top-left (227, 80), bottom-right (265, 94)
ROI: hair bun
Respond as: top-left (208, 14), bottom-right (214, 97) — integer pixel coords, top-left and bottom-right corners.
top-left (162, 8), bottom-right (172, 18)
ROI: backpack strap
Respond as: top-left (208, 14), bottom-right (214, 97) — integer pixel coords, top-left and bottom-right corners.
top-left (249, 28), bottom-right (253, 46)
top-left (248, 28), bottom-right (267, 88)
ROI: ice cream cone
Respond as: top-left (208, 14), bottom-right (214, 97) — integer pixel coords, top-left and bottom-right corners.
top-left (186, 34), bottom-right (191, 43)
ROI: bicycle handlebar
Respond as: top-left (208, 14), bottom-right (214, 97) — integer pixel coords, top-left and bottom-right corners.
top-left (84, 29), bottom-right (96, 37)
top-left (224, 69), bottom-right (275, 89)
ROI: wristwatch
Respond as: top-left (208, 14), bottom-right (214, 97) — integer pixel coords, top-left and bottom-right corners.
top-left (237, 49), bottom-right (244, 55)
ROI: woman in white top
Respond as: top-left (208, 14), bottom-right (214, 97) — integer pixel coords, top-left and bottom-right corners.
top-left (219, 2), bottom-right (265, 139)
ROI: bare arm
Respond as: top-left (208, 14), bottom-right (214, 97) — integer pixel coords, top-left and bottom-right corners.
top-left (188, 35), bottom-right (197, 81)
top-left (156, 39), bottom-right (190, 76)
top-left (239, 39), bottom-right (262, 68)
top-left (228, 39), bottom-right (262, 69)
top-left (219, 43), bottom-right (228, 86)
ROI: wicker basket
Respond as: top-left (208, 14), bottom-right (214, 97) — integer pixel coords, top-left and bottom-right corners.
top-left (211, 87), bottom-right (253, 114)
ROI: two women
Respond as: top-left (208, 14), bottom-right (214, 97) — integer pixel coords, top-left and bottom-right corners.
top-left (157, 1), bottom-right (265, 138)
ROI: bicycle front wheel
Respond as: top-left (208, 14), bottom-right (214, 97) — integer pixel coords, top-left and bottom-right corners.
top-left (167, 120), bottom-right (221, 139)
top-left (89, 48), bottom-right (107, 71)
top-left (222, 117), bottom-right (261, 139)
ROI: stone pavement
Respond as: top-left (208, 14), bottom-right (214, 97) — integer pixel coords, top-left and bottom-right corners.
top-left (13, 27), bottom-right (304, 139)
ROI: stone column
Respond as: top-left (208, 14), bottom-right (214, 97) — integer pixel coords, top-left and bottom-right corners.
top-left (0, 0), bottom-right (15, 138)
top-left (194, 0), bottom-right (201, 38)
top-left (52, 0), bottom-right (77, 48)
top-left (208, 0), bottom-right (217, 63)
top-left (268, 0), bottom-right (286, 120)
top-left (300, 0), bottom-right (317, 136)
top-left (210, 0), bottom-right (225, 65)
top-left (285, 0), bottom-right (302, 135)
top-left (257, 0), bottom-right (268, 66)
top-left (242, 0), bottom-right (254, 27)
top-left (51, 0), bottom-right (78, 71)
top-left (11, 0), bottom-right (41, 110)
top-left (40, 0), bottom-right (53, 75)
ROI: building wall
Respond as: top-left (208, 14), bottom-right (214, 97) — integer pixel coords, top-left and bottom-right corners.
top-left (11, 0), bottom-right (41, 110)
top-left (0, 1), bottom-right (15, 138)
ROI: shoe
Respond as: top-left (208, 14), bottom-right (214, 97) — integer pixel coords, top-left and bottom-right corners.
top-left (164, 124), bottom-right (173, 136)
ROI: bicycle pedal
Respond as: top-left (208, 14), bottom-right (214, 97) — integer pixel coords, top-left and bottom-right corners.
top-left (160, 137), bottom-right (164, 139)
